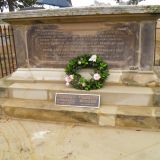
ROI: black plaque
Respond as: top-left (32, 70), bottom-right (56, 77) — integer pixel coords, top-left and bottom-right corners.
top-left (55, 93), bottom-right (100, 108)
top-left (27, 22), bottom-right (139, 69)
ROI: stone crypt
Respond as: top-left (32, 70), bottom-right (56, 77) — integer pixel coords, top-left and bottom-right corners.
top-left (0, 6), bottom-right (160, 130)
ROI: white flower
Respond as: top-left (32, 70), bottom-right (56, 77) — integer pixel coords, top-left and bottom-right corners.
top-left (89, 55), bottom-right (97, 62)
top-left (65, 75), bottom-right (73, 83)
top-left (66, 82), bottom-right (70, 86)
top-left (93, 73), bottom-right (101, 81)
top-left (82, 83), bottom-right (86, 87)
top-left (78, 61), bottom-right (81, 65)
top-left (69, 75), bottom-right (74, 80)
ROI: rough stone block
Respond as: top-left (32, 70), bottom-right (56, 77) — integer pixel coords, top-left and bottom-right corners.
top-left (4, 106), bottom-right (98, 125)
top-left (153, 88), bottom-right (160, 106)
top-left (10, 89), bottom-right (48, 100)
top-left (99, 115), bottom-right (115, 127)
top-left (115, 115), bottom-right (160, 129)
top-left (0, 87), bottom-right (8, 98)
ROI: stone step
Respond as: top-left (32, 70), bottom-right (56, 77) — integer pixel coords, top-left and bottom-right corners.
top-left (1, 98), bottom-right (160, 130)
top-left (8, 82), bottom-right (156, 107)
top-left (0, 78), bottom-right (13, 98)
top-left (6, 68), bottom-right (160, 87)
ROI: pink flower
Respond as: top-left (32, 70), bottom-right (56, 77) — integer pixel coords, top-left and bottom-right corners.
top-left (65, 75), bottom-right (73, 83)
top-left (65, 76), bottom-right (71, 82)
top-left (93, 73), bottom-right (101, 81)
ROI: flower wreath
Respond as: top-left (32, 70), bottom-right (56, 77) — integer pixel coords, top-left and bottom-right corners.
top-left (65, 54), bottom-right (109, 90)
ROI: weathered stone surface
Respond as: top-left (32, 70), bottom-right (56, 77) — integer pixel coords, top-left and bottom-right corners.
top-left (0, 78), bottom-right (12, 98)
top-left (2, 98), bottom-right (160, 130)
top-left (153, 66), bottom-right (160, 79)
top-left (116, 115), bottom-right (160, 129)
top-left (27, 23), bottom-right (139, 69)
top-left (8, 82), bottom-right (154, 106)
top-left (1, 6), bottom-right (158, 70)
top-left (155, 107), bottom-right (160, 117)
top-left (0, 87), bottom-right (8, 98)
top-left (2, 98), bottom-right (99, 124)
top-left (99, 115), bottom-right (116, 127)
top-left (4, 107), bottom-right (98, 124)
top-left (121, 71), bottom-right (159, 86)
top-left (12, 26), bottom-right (28, 68)
top-left (140, 21), bottom-right (156, 70)
top-left (0, 119), bottom-right (160, 160)
top-left (1, 6), bottom-right (160, 22)
top-left (7, 17), bottom-right (158, 70)
top-left (153, 88), bottom-right (160, 106)
top-left (155, 20), bottom-right (160, 65)
top-left (7, 68), bottom-right (159, 86)
top-left (10, 88), bottom-right (48, 100)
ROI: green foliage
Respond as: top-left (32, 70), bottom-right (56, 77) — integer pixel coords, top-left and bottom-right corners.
top-left (116, 0), bottom-right (143, 5)
top-left (65, 54), bottom-right (109, 91)
top-left (0, 0), bottom-right (37, 12)
top-left (128, 0), bottom-right (139, 5)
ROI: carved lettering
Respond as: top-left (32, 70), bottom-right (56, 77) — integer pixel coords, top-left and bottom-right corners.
top-left (27, 23), bottom-right (139, 68)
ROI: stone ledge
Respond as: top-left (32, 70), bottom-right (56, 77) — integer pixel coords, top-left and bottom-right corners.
top-left (1, 6), bottom-right (160, 21)
top-left (2, 98), bottom-right (160, 130)
top-left (9, 82), bottom-right (154, 94)
top-left (8, 82), bottom-right (154, 106)
top-left (6, 68), bottom-right (160, 87)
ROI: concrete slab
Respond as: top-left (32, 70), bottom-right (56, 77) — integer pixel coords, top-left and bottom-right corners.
top-left (0, 119), bottom-right (160, 160)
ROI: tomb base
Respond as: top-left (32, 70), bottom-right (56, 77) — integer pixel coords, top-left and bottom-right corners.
top-left (0, 68), bottom-right (160, 131)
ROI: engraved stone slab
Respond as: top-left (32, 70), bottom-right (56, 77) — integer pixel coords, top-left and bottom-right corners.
top-left (27, 22), bottom-right (139, 69)
top-left (55, 93), bottom-right (100, 108)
